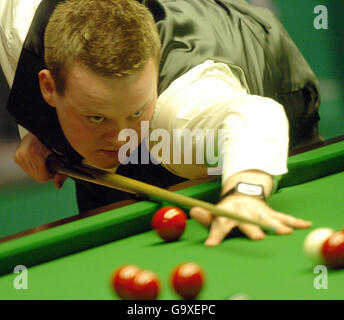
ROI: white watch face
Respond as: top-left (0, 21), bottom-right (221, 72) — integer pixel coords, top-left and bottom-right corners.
top-left (236, 183), bottom-right (263, 197)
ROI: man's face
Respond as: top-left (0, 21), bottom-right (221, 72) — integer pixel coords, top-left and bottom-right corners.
top-left (49, 58), bottom-right (158, 169)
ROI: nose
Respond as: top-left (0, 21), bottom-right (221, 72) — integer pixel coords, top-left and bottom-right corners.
top-left (103, 122), bottom-right (134, 148)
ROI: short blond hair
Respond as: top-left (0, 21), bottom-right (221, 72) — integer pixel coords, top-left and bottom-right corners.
top-left (44, 0), bottom-right (161, 94)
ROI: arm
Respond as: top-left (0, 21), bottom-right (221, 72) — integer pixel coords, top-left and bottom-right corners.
top-left (0, 0), bottom-right (43, 86)
top-left (153, 60), bottom-right (311, 245)
top-left (190, 95), bottom-right (311, 245)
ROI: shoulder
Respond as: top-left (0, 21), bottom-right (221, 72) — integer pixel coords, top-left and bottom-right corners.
top-left (158, 60), bottom-right (248, 105)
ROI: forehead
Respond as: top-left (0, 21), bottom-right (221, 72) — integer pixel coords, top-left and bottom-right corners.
top-left (63, 58), bottom-right (158, 113)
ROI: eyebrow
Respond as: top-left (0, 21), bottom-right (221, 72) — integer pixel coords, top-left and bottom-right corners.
top-left (71, 103), bottom-right (102, 115)
top-left (127, 100), bottom-right (151, 114)
top-left (72, 100), bottom-right (150, 118)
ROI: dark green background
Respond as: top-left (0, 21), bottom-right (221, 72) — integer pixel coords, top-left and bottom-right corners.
top-left (273, 0), bottom-right (344, 138)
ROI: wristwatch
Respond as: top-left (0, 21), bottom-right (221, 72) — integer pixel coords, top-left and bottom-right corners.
top-left (221, 182), bottom-right (265, 200)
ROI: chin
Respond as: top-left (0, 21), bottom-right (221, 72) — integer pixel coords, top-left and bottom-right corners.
top-left (86, 155), bottom-right (120, 170)
top-left (98, 159), bottom-right (120, 170)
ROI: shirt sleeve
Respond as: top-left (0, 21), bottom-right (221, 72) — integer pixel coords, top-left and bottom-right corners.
top-left (1, 0), bottom-right (42, 140)
top-left (219, 94), bottom-right (289, 184)
top-left (150, 60), bottom-right (289, 184)
top-left (0, 0), bottom-right (42, 87)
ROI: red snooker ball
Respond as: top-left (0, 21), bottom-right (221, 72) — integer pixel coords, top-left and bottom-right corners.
top-left (152, 206), bottom-right (187, 242)
top-left (171, 262), bottom-right (204, 299)
top-left (321, 231), bottom-right (344, 269)
top-left (128, 270), bottom-right (161, 300)
top-left (111, 265), bottom-right (141, 300)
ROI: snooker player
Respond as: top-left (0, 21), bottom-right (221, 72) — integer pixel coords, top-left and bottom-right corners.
top-left (3, 0), bottom-right (318, 246)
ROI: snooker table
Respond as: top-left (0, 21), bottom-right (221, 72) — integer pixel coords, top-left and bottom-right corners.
top-left (0, 137), bottom-right (344, 300)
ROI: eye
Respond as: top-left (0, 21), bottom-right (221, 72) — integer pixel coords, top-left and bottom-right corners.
top-left (130, 109), bottom-right (144, 119)
top-left (88, 116), bottom-right (106, 123)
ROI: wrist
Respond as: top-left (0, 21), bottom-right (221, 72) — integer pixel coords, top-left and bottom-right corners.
top-left (221, 181), bottom-right (266, 200)
top-left (222, 170), bottom-right (273, 198)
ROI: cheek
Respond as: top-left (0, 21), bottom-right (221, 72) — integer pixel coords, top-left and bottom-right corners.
top-left (58, 109), bottom-right (94, 148)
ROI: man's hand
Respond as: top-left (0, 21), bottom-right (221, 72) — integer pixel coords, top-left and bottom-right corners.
top-left (14, 132), bottom-right (67, 188)
top-left (190, 169), bottom-right (311, 246)
top-left (190, 194), bottom-right (312, 246)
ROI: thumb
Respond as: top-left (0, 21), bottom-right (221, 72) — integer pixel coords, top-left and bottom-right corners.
top-left (189, 206), bottom-right (213, 227)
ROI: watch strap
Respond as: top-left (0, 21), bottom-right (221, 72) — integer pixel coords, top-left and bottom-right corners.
top-left (220, 188), bottom-right (236, 200)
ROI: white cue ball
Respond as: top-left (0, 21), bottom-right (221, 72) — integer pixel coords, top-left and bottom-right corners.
top-left (303, 228), bottom-right (335, 263)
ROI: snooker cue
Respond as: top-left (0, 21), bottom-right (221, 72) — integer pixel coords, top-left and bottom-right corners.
top-left (47, 157), bottom-right (277, 233)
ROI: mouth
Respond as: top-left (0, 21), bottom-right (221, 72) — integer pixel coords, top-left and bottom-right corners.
top-left (99, 149), bottom-right (119, 157)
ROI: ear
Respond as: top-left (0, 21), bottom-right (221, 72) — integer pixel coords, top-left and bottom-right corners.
top-left (38, 69), bottom-right (58, 107)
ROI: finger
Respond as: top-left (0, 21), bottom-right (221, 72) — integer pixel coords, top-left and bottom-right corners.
top-left (238, 223), bottom-right (266, 241)
top-left (14, 133), bottom-right (54, 183)
top-left (31, 159), bottom-right (54, 183)
top-left (205, 217), bottom-right (237, 247)
top-left (258, 213), bottom-right (293, 235)
top-left (269, 211), bottom-right (312, 229)
top-left (54, 174), bottom-right (68, 189)
top-left (15, 150), bottom-right (53, 183)
top-left (189, 207), bottom-right (213, 227)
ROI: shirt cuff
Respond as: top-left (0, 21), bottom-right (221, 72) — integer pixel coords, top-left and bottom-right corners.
top-left (18, 125), bottom-right (29, 139)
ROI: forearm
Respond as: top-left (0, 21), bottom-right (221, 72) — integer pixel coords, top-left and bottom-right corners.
top-left (219, 96), bottom-right (289, 196)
